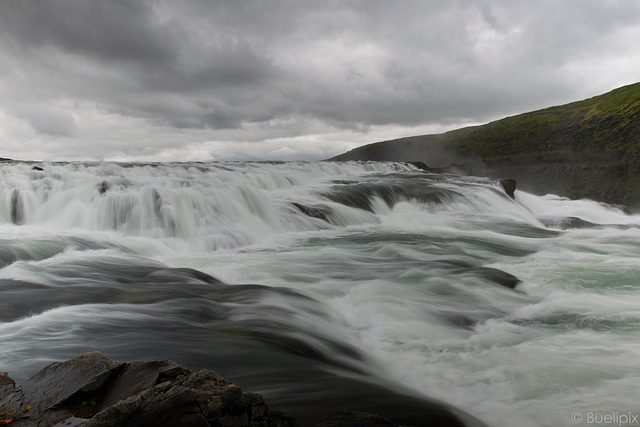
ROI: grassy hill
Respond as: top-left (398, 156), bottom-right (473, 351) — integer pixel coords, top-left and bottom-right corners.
top-left (330, 82), bottom-right (640, 209)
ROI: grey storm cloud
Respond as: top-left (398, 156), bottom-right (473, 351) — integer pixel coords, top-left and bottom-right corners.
top-left (0, 0), bottom-right (639, 161)
top-left (1, 1), bottom-right (176, 64)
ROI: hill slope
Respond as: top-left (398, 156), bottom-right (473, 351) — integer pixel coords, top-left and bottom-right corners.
top-left (330, 82), bottom-right (640, 209)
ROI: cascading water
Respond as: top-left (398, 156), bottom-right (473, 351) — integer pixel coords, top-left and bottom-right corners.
top-left (1, 160), bottom-right (639, 426)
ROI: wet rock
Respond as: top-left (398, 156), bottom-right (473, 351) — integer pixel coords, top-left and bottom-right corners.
top-left (499, 178), bottom-right (517, 199)
top-left (98, 181), bottom-right (109, 195)
top-left (0, 352), bottom-right (297, 427)
top-left (93, 359), bottom-right (189, 411)
top-left (0, 372), bottom-right (15, 399)
top-left (291, 202), bottom-right (329, 222)
top-left (407, 161), bottom-right (435, 172)
top-left (443, 314), bottom-right (478, 330)
top-left (31, 166), bottom-right (44, 171)
top-left (538, 216), bottom-right (597, 230)
top-left (0, 352), bottom-right (482, 427)
top-left (20, 352), bottom-right (123, 413)
top-left (465, 267), bottom-right (521, 289)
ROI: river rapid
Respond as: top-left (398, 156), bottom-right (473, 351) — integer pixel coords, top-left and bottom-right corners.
top-left (1, 161), bottom-right (639, 426)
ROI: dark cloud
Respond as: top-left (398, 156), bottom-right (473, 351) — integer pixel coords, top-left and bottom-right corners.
top-left (0, 0), bottom-right (639, 161)
top-left (0, 0), bottom-right (177, 64)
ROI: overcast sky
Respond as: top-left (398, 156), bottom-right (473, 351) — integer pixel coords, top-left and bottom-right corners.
top-left (1, 0), bottom-right (639, 162)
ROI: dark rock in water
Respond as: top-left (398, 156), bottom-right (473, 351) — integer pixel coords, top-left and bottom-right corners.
top-left (10, 189), bottom-right (24, 225)
top-left (292, 202), bottom-right (329, 222)
top-left (0, 352), bottom-right (296, 426)
top-left (443, 314), bottom-right (478, 330)
top-left (407, 161), bottom-right (435, 172)
top-left (538, 216), bottom-right (597, 230)
top-left (465, 267), bottom-right (521, 289)
top-left (499, 178), bottom-right (517, 199)
top-left (559, 217), bottom-right (596, 229)
top-left (98, 181), bottom-right (109, 195)
top-left (31, 166), bottom-right (44, 171)
top-left (407, 161), bottom-right (462, 174)
top-left (316, 410), bottom-right (396, 426)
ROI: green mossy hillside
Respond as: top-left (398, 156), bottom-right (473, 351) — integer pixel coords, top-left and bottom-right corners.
top-left (330, 82), bottom-right (640, 208)
top-left (456, 82), bottom-right (640, 160)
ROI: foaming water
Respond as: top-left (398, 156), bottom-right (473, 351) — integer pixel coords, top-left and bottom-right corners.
top-left (1, 160), bottom-right (639, 426)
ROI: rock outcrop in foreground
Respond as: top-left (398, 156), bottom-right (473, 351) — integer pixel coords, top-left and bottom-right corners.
top-left (1, 352), bottom-right (297, 426)
top-left (0, 352), bottom-right (422, 427)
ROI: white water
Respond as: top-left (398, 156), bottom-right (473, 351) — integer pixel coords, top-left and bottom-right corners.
top-left (1, 161), bottom-right (639, 426)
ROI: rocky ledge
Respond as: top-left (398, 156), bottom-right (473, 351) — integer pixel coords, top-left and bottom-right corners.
top-left (0, 352), bottom-right (409, 427)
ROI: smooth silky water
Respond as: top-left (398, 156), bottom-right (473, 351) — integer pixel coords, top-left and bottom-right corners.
top-left (1, 161), bottom-right (639, 426)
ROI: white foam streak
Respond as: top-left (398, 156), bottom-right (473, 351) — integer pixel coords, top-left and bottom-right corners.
top-left (517, 191), bottom-right (639, 225)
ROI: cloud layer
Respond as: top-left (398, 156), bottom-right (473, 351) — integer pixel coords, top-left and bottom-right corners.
top-left (1, 0), bottom-right (639, 161)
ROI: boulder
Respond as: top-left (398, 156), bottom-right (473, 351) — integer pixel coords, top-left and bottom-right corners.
top-left (0, 352), bottom-right (296, 426)
top-left (499, 178), bottom-right (517, 199)
top-left (13, 352), bottom-right (124, 413)
top-left (465, 267), bottom-right (521, 289)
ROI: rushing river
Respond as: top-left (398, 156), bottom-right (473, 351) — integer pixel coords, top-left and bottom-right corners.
top-left (1, 161), bottom-right (639, 426)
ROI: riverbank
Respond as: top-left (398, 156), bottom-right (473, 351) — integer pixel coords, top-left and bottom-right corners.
top-left (0, 352), bottom-right (482, 426)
